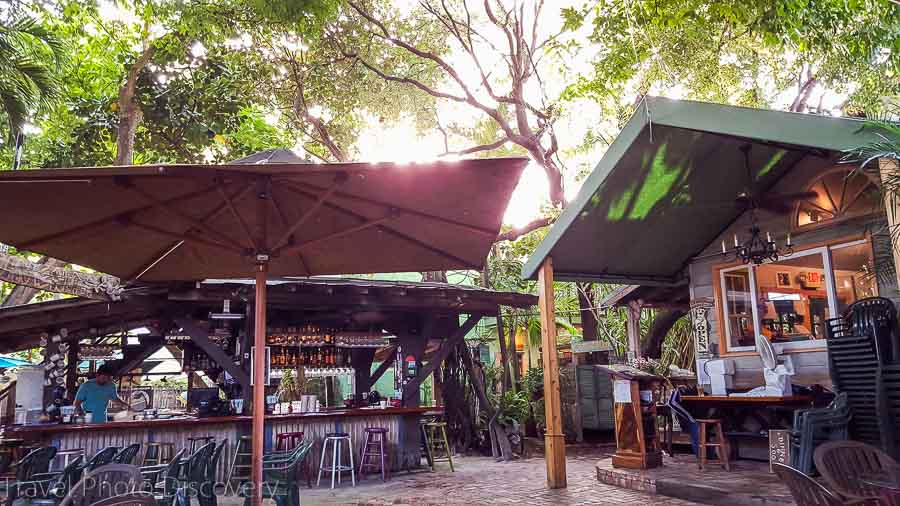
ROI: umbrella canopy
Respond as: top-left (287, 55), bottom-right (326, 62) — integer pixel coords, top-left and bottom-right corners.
top-left (0, 158), bottom-right (526, 281)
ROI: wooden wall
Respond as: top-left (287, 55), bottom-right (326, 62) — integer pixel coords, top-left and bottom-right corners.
top-left (687, 154), bottom-right (897, 389)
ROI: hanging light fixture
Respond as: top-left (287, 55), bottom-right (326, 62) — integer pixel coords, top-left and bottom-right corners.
top-left (721, 145), bottom-right (794, 265)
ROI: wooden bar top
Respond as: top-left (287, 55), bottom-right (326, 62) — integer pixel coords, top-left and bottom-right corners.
top-left (680, 395), bottom-right (812, 406)
top-left (4, 406), bottom-right (438, 436)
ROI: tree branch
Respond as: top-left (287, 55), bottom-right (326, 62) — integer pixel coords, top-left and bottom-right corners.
top-left (495, 216), bottom-right (553, 242)
top-left (441, 137), bottom-right (509, 157)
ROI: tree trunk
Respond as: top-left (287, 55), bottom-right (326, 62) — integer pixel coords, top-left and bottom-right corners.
top-left (577, 283), bottom-right (597, 341)
top-left (421, 271), bottom-right (448, 282)
top-left (640, 309), bottom-right (688, 359)
top-left (460, 343), bottom-right (513, 461)
top-left (115, 44), bottom-right (155, 166)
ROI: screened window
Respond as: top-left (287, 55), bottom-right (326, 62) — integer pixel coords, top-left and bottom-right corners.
top-left (719, 239), bottom-right (876, 352)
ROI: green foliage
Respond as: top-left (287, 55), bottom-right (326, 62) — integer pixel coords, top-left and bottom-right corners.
top-left (563, 0), bottom-right (899, 117)
top-left (276, 368), bottom-right (305, 401)
top-left (0, 14), bottom-right (65, 140)
top-left (493, 390), bottom-right (530, 427)
top-left (522, 367), bottom-right (544, 399)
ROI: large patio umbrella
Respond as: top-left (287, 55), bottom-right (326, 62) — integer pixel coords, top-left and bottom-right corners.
top-left (0, 156), bottom-right (527, 504)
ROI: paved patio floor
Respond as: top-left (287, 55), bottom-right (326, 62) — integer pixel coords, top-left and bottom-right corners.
top-left (221, 449), bottom-right (703, 505)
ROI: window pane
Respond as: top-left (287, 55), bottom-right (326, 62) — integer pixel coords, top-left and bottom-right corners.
top-left (831, 242), bottom-right (877, 313)
top-left (723, 267), bottom-right (754, 348)
top-left (755, 253), bottom-right (831, 342)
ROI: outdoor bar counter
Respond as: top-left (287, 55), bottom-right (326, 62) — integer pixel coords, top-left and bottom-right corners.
top-left (6, 407), bottom-right (434, 478)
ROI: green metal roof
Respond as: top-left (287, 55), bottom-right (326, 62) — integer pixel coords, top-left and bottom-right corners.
top-left (522, 97), bottom-right (878, 283)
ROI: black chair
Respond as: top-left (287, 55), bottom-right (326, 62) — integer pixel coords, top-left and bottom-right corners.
top-left (92, 492), bottom-right (157, 506)
top-left (844, 297), bottom-right (897, 362)
top-left (198, 440), bottom-right (227, 506)
top-left (878, 365), bottom-right (900, 460)
top-left (1, 446), bottom-right (58, 505)
top-left (825, 317), bottom-right (882, 446)
top-left (86, 447), bottom-right (120, 472)
top-left (10, 454), bottom-right (83, 506)
top-left (142, 448), bottom-right (186, 506)
top-left (239, 440), bottom-right (313, 506)
top-left (114, 444), bottom-right (142, 465)
top-left (790, 393), bottom-right (851, 474)
top-left (60, 464), bottom-right (141, 506)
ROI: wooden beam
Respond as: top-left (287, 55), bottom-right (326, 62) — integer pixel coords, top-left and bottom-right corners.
top-left (174, 318), bottom-right (251, 389)
top-left (538, 258), bottom-right (566, 489)
top-left (402, 314), bottom-right (481, 401)
top-left (351, 348), bottom-right (376, 395)
top-left (66, 342), bottom-right (79, 401)
top-left (370, 346), bottom-right (398, 385)
top-left (111, 337), bottom-right (164, 377)
top-left (0, 252), bottom-right (123, 301)
top-left (626, 300), bottom-right (642, 360)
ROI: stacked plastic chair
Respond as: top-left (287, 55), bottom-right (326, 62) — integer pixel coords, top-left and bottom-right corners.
top-left (824, 315), bottom-right (883, 447)
top-left (877, 364), bottom-right (900, 459)
top-left (789, 393), bottom-right (851, 474)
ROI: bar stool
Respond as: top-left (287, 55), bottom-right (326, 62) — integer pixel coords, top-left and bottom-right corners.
top-left (52, 448), bottom-right (85, 471)
top-left (696, 419), bottom-right (731, 471)
top-left (142, 442), bottom-right (176, 466)
top-left (359, 427), bottom-right (389, 482)
top-left (227, 436), bottom-right (253, 485)
top-left (274, 431), bottom-right (304, 451)
top-left (186, 436), bottom-right (215, 454)
top-left (424, 422), bottom-right (454, 472)
top-left (317, 432), bottom-right (355, 489)
top-left (418, 423), bottom-right (434, 471)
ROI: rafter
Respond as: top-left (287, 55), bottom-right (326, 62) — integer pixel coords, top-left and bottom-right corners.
top-left (282, 180), bottom-right (497, 237)
top-left (276, 212), bottom-right (399, 256)
top-left (282, 185), bottom-right (480, 269)
top-left (271, 173), bottom-right (348, 250)
top-left (217, 184), bottom-right (258, 252)
top-left (269, 192), bottom-right (313, 275)
top-left (124, 219), bottom-right (245, 255)
top-left (18, 185), bottom-right (220, 250)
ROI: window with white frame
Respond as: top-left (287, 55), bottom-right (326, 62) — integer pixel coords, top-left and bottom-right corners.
top-left (719, 239), bottom-right (878, 352)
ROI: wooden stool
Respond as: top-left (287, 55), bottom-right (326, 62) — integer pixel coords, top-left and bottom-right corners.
top-left (359, 427), bottom-right (389, 482)
top-left (424, 422), bottom-right (454, 472)
top-left (142, 442), bottom-right (176, 466)
top-left (696, 419), bottom-right (731, 471)
top-left (227, 436), bottom-right (253, 485)
top-left (186, 436), bottom-right (215, 454)
top-left (52, 448), bottom-right (85, 471)
top-left (419, 423), bottom-right (434, 471)
top-left (274, 431), bottom-right (304, 451)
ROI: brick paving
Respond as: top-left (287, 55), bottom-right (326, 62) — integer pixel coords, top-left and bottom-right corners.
top-left (226, 450), bottom-right (704, 506)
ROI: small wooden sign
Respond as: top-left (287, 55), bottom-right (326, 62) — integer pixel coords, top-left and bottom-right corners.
top-left (769, 430), bottom-right (791, 472)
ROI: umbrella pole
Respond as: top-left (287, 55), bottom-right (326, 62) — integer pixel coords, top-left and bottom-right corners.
top-left (252, 264), bottom-right (267, 506)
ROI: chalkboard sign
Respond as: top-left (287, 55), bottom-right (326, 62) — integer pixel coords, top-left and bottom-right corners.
top-left (769, 430), bottom-right (791, 472)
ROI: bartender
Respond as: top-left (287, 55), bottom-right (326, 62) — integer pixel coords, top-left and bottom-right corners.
top-left (74, 364), bottom-right (130, 423)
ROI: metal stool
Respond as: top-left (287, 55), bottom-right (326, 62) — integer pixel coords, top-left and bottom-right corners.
top-left (359, 427), bottom-right (389, 482)
top-left (696, 419), bottom-right (731, 471)
top-left (186, 436), bottom-right (215, 454)
top-left (227, 436), bottom-right (253, 485)
top-left (274, 431), bottom-right (304, 451)
top-left (317, 432), bottom-right (355, 489)
top-left (52, 448), bottom-right (85, 471)
top-left (424, 422), bottom-right (454, 472)
top-left (142, 442), bottom-right (176, 466)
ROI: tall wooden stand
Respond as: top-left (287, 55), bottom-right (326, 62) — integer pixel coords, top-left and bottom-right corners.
top-left (604, 368), bottom-right (664, 470)
top-left (538, 258), bottom-right (567, 488)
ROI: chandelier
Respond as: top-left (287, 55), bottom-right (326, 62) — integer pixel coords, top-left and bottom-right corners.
top-left (721, 209), bottom-right (793, 265)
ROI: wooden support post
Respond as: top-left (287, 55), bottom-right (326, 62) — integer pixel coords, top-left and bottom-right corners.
top-left (174, 319), bottom-right (250, 389)
top-left (351, 348), bottom-right (376, 395)
top-left (251, 265), bottom-right (267, 506)
top-left (66, 342), bottom-right (79, 401)
top-left (538, 258), bottom-right (566, 489)
top-left (626, 301), bottom-right (642, 360)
